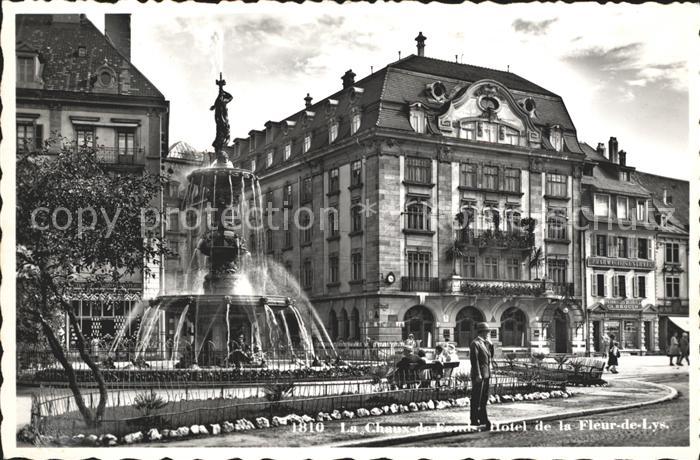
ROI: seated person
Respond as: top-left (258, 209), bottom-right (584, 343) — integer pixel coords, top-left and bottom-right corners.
top-left (228, 334), bottom-right (252, 369)
top-left (444, 343), bottom-right (460, 362)
top-left (404, 334), bottom-right (417, 349)
top-left (430, 345), bottom-right (446, 378)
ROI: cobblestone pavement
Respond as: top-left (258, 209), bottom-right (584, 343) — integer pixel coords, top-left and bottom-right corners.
top-left (400, 371), bottom-right (689, 447)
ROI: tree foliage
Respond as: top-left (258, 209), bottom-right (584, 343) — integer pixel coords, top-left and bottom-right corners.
top-left (16, 140), bottom-right (168, 426)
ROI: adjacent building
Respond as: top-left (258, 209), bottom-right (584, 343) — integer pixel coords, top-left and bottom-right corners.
top-left (232, 35), bottom-right (589, 354)
top-left (16, 14), bottom-right (170, 348)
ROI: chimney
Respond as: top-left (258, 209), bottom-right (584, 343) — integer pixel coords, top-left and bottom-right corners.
top-left (304, 93), bottom-right (312, 108)
top-left (618, 150), bottom-right (627, 166)
top-left (415, 32), bottom-right (426, 57)
top-left (342, 69), bottom-right (356, 89)
top-left (608, 137), bottom-right (618, 163)
top-left (596, 142), bottom-right (606, 158)
top-left (105, 14), bottom-right (131, 61)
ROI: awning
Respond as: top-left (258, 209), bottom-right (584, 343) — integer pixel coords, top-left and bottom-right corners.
top-left (668, 316), bottom-right (690, 332)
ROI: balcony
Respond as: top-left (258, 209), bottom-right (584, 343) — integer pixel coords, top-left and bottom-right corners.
top-left (454, 228), bottom-right (533, 250)
top-left (445, 277), bottom-right (546, 296)
top-left (400, 277), bottom-right (441, 292)
top-left (96, 147), bottom-right (142, 165)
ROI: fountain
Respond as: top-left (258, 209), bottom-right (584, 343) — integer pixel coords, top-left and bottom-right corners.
top-left (113, 74), bottom-right (336, 369)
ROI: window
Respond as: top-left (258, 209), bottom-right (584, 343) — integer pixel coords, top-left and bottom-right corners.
top-left (351, 160), bottom-right (362, 186)
top-left (483, 208), bottom-right (500, 232)
top-left (351, 199), bottom-right (363, 232)
top-left (483, 256), bottom-right (499, 279)
top-left (613, 274), bottom-right (626, 298)
top-left (634, 275), bottom-right (646, 298)
top-left (329, 122), bottom-right (338, 143)
top-left (549, 126), bottom-right (563, 152)
top-left (167, 181), bottom-right (180, 198)
top-left (636, 199), bottom-right (647, 222)
top-left (17, 123), bottom-right (39, 151)
top-left (506, 258), bottom-right (521, 280)
top-left (665, 276), bottom-right (680, 298)
top-left (665, 242), bottom-right (679, 264)
top-left (117, 131), bottom-right (135, 155)
top-left (301, 177), bottom-right (313, 203)
top-left (591, 273), bottom-right (606, 297)
top-left (460, 163), bottom-right (477, 188)
top-left (300, 210), bottom-right (312, 244)
top-left (547, 208), bottom-right (567, 240)
top-left (548, 259), bottom-right (567, 286)
top-left (284, 142), bottom-right (292, 160)
top-left (302, 258), bottom-right (313, 289)
top-left (616, 197), bottom-right (628, 220)
top-left (594, 194), bottom-right (610, 217)
top-left (351, 250), bottom-right (363, 281)
top-left (504, 168), bottom-right (520, 193)
top-left (617, 236), bottom-right (628, 258)
top-left (327, 208), bottom-right (339, 237)
top-left (266, 150), bottom-right (274, 167)
top-left (303, 133), bottom-right (312, 153)
top-left (329, 168), bottom-right (339, 193)
top-left (477, 121), bottom-right (498, 142)
top-left (167, 211), bottom-right (180, 232)
top-left (405, 157), bottom-right (431, 184)
top-left (407, 251), bottom-right (431, 279)
top-left (459, 121), bottom-right (476, 140)
top-left (17, 56), bottom-right (36, 82)
top-left (283, 184), bottom-right (293, 208)
top-left (638, 238), bottom-right (650, 260)
top-left (462, 254), bottom-right (476, 278)
top-left (250, 158), bottom-right (256, 172)
top-left (284, 214), bottom-right (293, 248)
top-left (595, 234), bottom-right (608, 257)
top-left (620, 171), bottom-right (630, 182)
top-left (500, 125), bottom-right (521, 146)
top-left (506, 209), bottom-right (521, 232)
top-left (546, 173), bottom-right (567, 197)
top-left (328, 253), bottom-right (339, 284)
top-left (168, 239), bottom-right (180, 256)
top-left (76, 127), bottom-right (95, 148)
top-left (351, 113), bottom-right (362, 134)
top-left (409, 108), bottom-right (426, 134)
top-left (406, 197), bottom-right (431, 231)
top-left (266, 229), bottom-right (274, 253)
top-left (482, 166), bottom-right (498, 190)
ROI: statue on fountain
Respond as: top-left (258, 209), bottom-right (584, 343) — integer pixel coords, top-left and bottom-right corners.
top-left (211, 72), bottom-right (233, 165)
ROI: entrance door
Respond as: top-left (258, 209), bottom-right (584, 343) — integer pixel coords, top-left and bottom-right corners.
top-left (592, 321), bottom-right (601, 352)
top-left (644, 321), bottom-right (652, 351)
top-left (402, 305), bottom-right (434, 348)
top-left (553, 308), bottom-right (568, 353)
top-left (455, 306), bottom-right (484, 347)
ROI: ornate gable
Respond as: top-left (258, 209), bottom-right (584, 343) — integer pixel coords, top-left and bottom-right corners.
top-left (437, 80), bottom-right (541, 148)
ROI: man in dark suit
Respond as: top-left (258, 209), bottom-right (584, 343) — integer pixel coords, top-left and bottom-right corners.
top-left (470, 322), bottom-right (494, 430)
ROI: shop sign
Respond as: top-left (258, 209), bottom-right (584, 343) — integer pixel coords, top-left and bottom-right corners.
top-left (586, 257), bottom-right (654, 270)
top-left (604, 299), bottom-right (642, 311)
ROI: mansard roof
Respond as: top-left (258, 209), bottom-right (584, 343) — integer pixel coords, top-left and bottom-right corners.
top-left (632, 170), bottom-right (689, 231)
top-left (16, 14), bottom-right (164, 99)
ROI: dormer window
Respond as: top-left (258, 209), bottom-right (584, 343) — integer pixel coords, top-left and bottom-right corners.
top-left (326, 99), bottom-right (338, 115)
top-left (549, 125), bottom-right (563, 152)
top-left (303, 133), bottom-right (312, 153)
top-left (16, 45), bottom-right (44, 89)
top-left (283, 120), bottom-right (296, 136)
top-left (636, 199), bottom-right (647, 222)
top-left (351, 112), bottom-right (361, 135)
top-left (17, 56), bottom-right (35, 82)
top-left (250, 158), bottom-right (256, 172)
top-left (329, 120), bottom-right (339, 143)
top-left (284, 142), bottom-right (292, 161)
top-left (409, 104), bottom-right (426, 134)
top-left (266, 149), bottom-right (274, 168)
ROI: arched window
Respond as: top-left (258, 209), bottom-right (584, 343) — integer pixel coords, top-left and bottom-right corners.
top-left (455, 306), bottom-right (485, 347)
top-left (340, 309), bottom-right (350, 339)
top-left (406, 197), bottom-right (432, 231)
top-left (328, 309), bottom-right (338, 341)
top-left (483, 207), bottom-right (500, 232)
top-left (351, 308), bottom-right (361, 340)
top-left (409, 105), bottom-right (426, 134)
top-left (402, 305), bottom-right (435, 347)
top-left (500, 307), bottom-right (528, 347)
top-left (506, 209), bottom-right (521, 233)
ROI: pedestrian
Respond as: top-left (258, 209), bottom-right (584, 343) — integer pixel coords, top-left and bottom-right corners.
top-left (602, 334), bottom-right (611, 368)
top-left (469, 322), bottom-right (494, 431)
top-left (607, 341), bottom-right (620, 373)
top-left (668, 332), bottom-right (681, 366)
top-left (679, 332), bottom-right (689, 366)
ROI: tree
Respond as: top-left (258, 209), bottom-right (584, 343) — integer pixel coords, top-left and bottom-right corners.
top-left (16, 140), bottom-right (168, 427)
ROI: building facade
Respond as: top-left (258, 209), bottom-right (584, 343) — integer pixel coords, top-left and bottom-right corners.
top-left (232, 36), bottom-right (590, 354)
top-left (16, 14), bottom-right (170, 348)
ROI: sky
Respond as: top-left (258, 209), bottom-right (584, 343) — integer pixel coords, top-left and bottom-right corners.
top-left (85, 2), bottom-right (695, 180)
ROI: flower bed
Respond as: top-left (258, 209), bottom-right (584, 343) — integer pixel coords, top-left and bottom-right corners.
top-left (18, 389), bottom-right (575, 446)
top-left (30, 364), bottom-right (377, 386)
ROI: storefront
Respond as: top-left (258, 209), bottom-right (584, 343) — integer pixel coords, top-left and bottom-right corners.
top-left (588, 300), bottom-right (658, 354)
top-left (657, 301), bottom-right (689, 353)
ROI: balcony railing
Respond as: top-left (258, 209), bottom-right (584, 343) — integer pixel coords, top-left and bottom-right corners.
top-left (96, 147), bottom-right (142, 165)
top-left (444, 278), bottom-right (574, 298)
top-left (454, 228), bottom-right (533, 249)
top-left (400, 277), bottom-right (441, 292)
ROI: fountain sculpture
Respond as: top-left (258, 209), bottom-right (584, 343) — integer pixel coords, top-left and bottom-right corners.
top-left (112, 74), bottom-right (335, 368)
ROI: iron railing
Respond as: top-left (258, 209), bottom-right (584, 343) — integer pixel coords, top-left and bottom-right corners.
top-left (400, 277), bottom-right (441, 292)
top-left (454, 228), bottom-right (532, 249)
